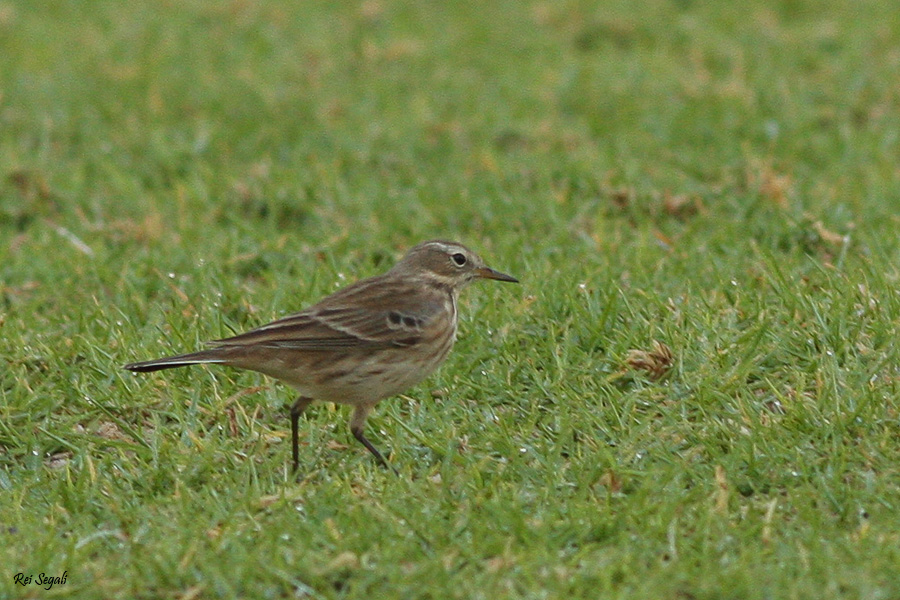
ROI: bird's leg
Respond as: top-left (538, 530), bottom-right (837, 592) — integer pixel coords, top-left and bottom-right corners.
top-left (290, 396), bottom-right (313, 473)
top-left (350, 404), bottom-right (397, 474)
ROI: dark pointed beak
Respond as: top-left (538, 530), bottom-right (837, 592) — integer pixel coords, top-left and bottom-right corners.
top-left (476, 267), bottom-right (519, 283)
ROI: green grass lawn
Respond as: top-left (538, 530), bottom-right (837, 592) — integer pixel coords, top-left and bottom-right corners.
top-left (3, 0), bottom-right (900, 597)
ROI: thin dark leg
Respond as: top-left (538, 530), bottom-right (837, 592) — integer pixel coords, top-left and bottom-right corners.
top-left (290, 396), bottom-right (313, 473)
top-left (350, 405), bottom-right (397, 474)
top-left (350, 425), bottom-right (391, 469)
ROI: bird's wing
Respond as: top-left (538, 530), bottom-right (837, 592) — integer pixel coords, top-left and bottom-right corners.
top-left (208, 277), bottom-right (449, 350)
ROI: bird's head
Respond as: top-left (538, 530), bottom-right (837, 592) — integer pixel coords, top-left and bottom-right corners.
top-left (392, 240), bottom-right (519, 289)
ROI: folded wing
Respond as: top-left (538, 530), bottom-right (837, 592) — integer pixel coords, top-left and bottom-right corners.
top-left (208, 277), bottom-right (447, 351)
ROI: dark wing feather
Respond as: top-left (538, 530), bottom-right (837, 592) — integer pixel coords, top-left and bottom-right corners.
top-left (208, 275), bottom-right (447, 350)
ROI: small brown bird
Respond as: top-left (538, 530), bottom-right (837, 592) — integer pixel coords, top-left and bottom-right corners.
top-left (124, 240), bottom-right (518, 472)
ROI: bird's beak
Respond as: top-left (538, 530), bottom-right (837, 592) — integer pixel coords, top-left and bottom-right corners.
top-left (476, 267), bottom-right (519, 283)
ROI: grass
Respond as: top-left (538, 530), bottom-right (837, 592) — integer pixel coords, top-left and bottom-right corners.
top-left (2, 0), bottom-right (900, 597)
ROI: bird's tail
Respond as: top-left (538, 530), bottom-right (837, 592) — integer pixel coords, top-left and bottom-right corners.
top-left (123, 350), bottom-right (226, 373)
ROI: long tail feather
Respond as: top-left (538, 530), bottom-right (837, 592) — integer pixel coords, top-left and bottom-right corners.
top-left (123, 350), bottom-right (226, 373)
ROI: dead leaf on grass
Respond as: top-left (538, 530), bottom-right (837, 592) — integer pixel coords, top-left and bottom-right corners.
top-left (625, 340), bottom-right (674, 380)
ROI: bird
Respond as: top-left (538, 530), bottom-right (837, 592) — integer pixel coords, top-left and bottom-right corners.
top-left (124, 240), bottom-right (518, 472)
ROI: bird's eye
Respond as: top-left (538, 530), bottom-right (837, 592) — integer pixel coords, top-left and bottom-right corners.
top-left (451, 253), bottom-right (467, 266)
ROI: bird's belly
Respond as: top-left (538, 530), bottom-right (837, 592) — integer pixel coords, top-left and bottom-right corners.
top-left (235, 344), bottom-right (453, 405)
